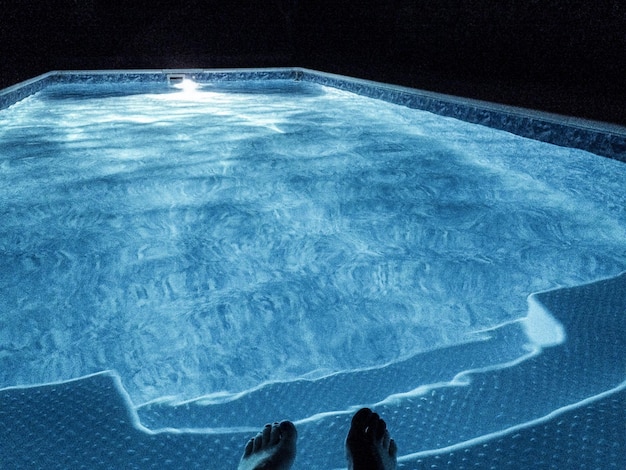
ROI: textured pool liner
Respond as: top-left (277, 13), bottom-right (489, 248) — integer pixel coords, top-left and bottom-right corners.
top-left (2, 272), bottom-right (624, 468)
top-left (1, 69), bottom-right (624, 468)
top-left (1, 68), bottom-right (625, 162)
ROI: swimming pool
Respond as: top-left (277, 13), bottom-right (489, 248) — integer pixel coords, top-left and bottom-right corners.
top-left (1, 68), bottom-right (625, 468)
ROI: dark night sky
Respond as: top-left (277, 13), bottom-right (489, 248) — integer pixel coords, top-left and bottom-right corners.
top-left (1, 0), bottom-right (625, 124)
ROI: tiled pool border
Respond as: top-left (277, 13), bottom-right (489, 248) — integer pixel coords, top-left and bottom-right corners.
top-left (1, 67), bottom-right (625, 162)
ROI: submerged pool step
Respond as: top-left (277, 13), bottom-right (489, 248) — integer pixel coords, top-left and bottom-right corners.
top-left (1, 370), bottom-right (623, 469)
top-left (137, 321), bottom-right (528, 429)
top-left (2, 273), bottom-right (624, 468)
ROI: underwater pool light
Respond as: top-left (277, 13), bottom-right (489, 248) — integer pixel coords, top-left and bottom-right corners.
top-left (167, 74), bottom-right (199, 93)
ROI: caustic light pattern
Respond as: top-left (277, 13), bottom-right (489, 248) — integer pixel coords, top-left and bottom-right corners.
top-left (0, 80), bottom-right (625, 468)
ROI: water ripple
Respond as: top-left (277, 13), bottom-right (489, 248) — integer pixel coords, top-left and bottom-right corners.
top-left (1, 82), bottom-right (626, 406)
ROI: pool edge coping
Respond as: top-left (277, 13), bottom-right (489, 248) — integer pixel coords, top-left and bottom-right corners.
top-left (1, 67), bottom-right (625, 162)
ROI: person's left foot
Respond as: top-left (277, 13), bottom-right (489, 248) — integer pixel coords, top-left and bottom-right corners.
top-left (238, 421), bottom-right (297, 470)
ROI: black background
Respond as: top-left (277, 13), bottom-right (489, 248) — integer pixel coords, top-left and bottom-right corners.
top-left (1, 0), bottom-right (624, 124)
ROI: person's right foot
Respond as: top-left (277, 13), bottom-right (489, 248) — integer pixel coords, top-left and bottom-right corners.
top-left (346, 408), bottom-right (397, 470)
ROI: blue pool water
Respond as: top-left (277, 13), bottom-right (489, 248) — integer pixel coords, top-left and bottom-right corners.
top-left (1, 76), bottom-right (625, 468)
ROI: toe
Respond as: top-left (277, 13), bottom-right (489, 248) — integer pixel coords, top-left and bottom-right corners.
top-left (389, 438), bottom-right (398, 458)
top-left (253, 432), bottom-right (263, 452)
top-left (279, 420), bottom-right (297, 441)
top-left (269, 422), bottom-right (281, 446)
top-left (373, 415), bottom-right (386, 440)
top-left (383, 430), bottom-right (390, 449)
top-left (348, 408), bottom-right (377, 444)
top-left (351, 408), bottom-right (373, 429)
top-left (363, 411), bottom-right (384, 441)
top-left (243, 438), bottom-right (254, 457)
top-left (262, 424), bottom-right (272, 447)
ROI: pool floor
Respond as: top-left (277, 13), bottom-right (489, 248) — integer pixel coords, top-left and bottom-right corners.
top-left (1, 70), bottom-right (625, 468)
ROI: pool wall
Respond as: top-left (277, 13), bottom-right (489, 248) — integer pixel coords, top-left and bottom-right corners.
top-left (1, 67), bottom-right (625, 162)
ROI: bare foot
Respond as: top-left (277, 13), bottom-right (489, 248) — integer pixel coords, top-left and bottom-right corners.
top-left (346, 408), bottom-right (397, 470)
top-left (238, 421), bottom-right (297, 470)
